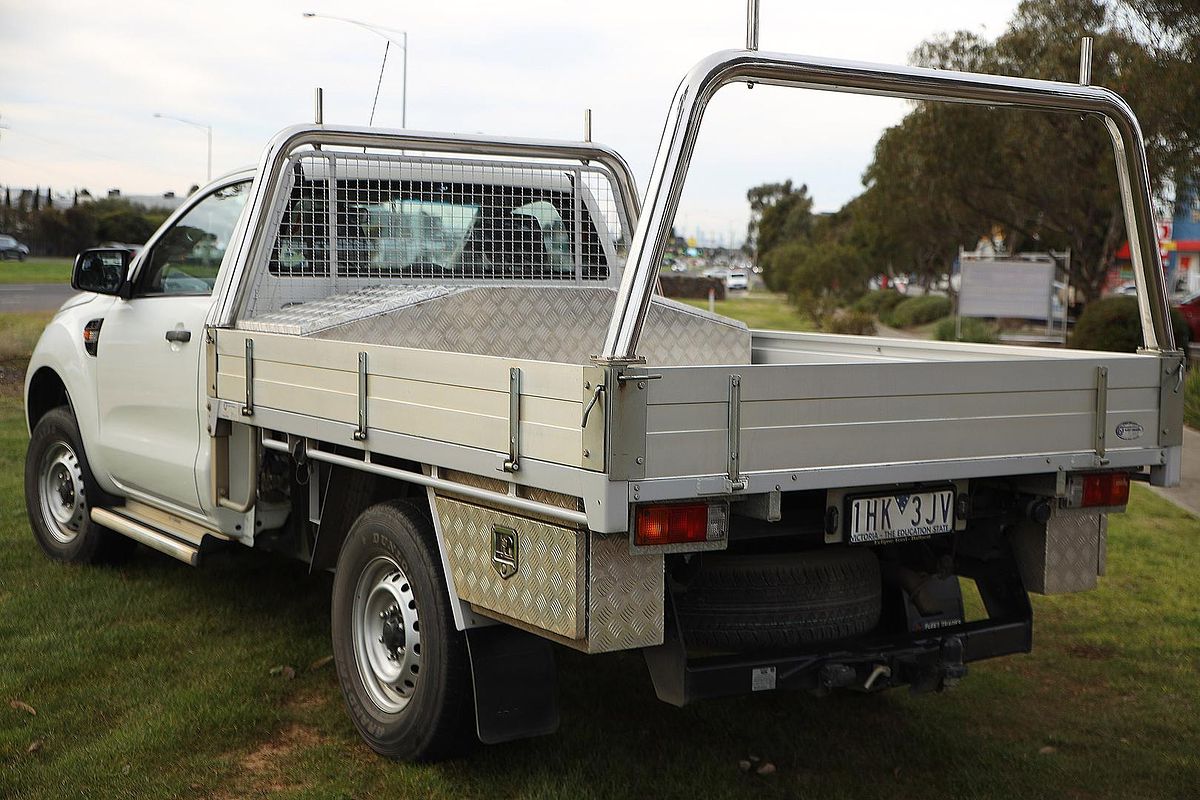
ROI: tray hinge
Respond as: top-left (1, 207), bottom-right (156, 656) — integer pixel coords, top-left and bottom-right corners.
top-left (727, 374), bottom-right (746, 491)
top-left (240, 338), bottom-right (255, 417)
top-left (502, 367), bottom-right (522, 472)
top-left (353, 351), bottom-right (368, 441)
top-left (1094, 365), bottom-right (1108, 463)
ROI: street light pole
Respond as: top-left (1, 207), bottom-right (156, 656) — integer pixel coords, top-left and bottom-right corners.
top-left (302, 12), bottom-right (408, 127)
top-left (152, 112), bottom-right (212, 182)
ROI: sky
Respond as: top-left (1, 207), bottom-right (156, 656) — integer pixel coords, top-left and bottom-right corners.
top-left (0, 0), bottom-right (1021, 245)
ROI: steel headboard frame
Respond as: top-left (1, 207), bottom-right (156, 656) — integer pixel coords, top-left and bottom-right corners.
top-left (599, 49), bottom-right (1176, 363)
top-left (210, 125), bottom-right (641, 328)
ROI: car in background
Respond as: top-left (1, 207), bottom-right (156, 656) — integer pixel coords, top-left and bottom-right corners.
top-left (1175, 291), bottom-right (1200, 341)
top-left (725, 269), bottom-right (748, 290)
top-left (0, 234), bottom-right (30, 260)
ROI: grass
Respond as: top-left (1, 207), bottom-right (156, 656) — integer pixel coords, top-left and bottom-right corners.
top-left (0, 258), bottom-right (73, 285)
top-left (680, 292), bottom-right (815, 332)
top-left (1, 319), bottom-right (1198, 797)
top-left (0, 313), bottom-right (53, 361)
top-left (1186, 368), bottom-right (1200, 431)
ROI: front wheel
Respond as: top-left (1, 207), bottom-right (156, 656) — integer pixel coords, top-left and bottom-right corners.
top-left (24, 406), bottom-right (131, 563)
top-left (331, 500), bottom-right (475, 761)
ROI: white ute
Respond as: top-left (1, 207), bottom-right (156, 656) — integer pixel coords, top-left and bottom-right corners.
top-left (24, 46), bottom-right (1183, 761)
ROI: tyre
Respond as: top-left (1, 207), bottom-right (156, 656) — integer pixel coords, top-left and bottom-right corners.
top-left (331, 500), bottom-right (475, 761)
top-left (674, 547), bottom-right (882, 650)
top-left (24, 406), bottom-right (132, 563)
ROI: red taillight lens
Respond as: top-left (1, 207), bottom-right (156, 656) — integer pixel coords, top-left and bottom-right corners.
top-left (1080, 472), bottom-right (1130, 507)
top-left (635, 503), bottom-right (709, 546)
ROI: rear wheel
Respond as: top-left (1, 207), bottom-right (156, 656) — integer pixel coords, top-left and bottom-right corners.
top-left (331, 500), bottom-right (475, 761)
top-left (674, 547), bottom-right (882, 650)
top-left (24, 406), bottom-right (132, 563)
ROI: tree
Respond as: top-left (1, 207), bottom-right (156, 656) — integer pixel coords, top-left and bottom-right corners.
top-left (46, 186), bottom-right (53, 208)
top-left (1113, 0), bottom-right (1200, 185)
top-left (745, 181), bottom-right (816, 290)
top-left (32, 185), bottom-right (40, 211)
top-left (851, 0), bottom-right (1189, 300)
top-left (3, 187), bottom-right (9, 208)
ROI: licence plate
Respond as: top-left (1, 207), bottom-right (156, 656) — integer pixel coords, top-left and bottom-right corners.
top-left (848, 489), bottom-right (955, 544)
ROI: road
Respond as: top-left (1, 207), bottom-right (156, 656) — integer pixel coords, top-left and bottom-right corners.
top-left (0, 283), bottom-right (77, 312)
top-left (1148, 426), bottom-right (1200, 517)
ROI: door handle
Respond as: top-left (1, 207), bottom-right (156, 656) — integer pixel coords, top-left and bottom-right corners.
top-left (165, 329), bottom-right (192, 343)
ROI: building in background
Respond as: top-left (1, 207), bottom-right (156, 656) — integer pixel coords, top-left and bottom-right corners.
top-left (1110, 181), bottom-right (1200, 296)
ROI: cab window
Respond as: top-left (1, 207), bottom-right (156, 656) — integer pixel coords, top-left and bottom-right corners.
top-left (137, 181), bottom-right (250, 296)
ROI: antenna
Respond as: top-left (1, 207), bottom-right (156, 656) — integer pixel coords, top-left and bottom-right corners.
top-left (1078, 36), bottom-right (1093, 86)
top-left (583, 108), bottom-right (592, 142)
top-left (314, 87), bottom-right (324, 124)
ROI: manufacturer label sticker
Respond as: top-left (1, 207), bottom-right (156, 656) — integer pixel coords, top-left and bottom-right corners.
top-left (1115, 421), bottom-right (1144, 441)
top-left (751, 666), bottom-right (777, 692)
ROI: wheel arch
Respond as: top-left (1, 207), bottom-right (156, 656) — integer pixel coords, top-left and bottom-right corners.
top-left (308, 462), bottom-right (480, 632)
top-left (309, 464), bottom-right (427, 574)
top-left (26, 366), bottom-right (71, 434)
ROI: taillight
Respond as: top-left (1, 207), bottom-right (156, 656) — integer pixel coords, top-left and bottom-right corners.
top-left (1077, 472), bottom-right (1131, 508)
top-left (634, 502), bottom-right (728, 547)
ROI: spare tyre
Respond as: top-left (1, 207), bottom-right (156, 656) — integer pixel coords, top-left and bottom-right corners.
top-left (674, 547), bottom-right (881, 651)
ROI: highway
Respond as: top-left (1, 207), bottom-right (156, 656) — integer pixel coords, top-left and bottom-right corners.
top-left (0, 284), bottom-right (77, 312)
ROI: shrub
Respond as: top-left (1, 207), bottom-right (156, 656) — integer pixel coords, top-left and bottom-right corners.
top-left (881, 295), bottom-right (952, 328)
top-left (933, 316), bottom-right (998, 344)
top-left (825, 309), bottom-right (877, 336)
top-left (1069, 295), bottom-right (1191, 353)
top-left (852, 290), bottom-right (905, 315)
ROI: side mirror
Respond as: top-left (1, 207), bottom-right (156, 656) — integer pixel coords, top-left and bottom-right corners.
top-left (72, 248), bottom-right (132, 295)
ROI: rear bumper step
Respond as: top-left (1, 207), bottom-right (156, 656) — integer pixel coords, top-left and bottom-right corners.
top-left (91, 508), bottom-right (200, 566)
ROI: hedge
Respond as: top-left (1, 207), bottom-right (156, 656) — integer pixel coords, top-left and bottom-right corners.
top-left (1069, 295), bottom-right (1190, 353)
top-left (933, 316), bottom-right (998, 344)
top-left (881, 295), bottom-right (952, 328)
top-left (852, 290), bottom-right (905, 315)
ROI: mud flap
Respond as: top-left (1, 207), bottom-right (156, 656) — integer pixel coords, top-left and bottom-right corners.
top-left (465, 626), bottom-right (559, 744)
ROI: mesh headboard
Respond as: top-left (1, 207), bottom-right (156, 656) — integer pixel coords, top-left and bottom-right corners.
top-left (239, 150), bottom-right (631, 323)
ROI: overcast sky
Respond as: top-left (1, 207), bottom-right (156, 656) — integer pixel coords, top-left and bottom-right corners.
top-left (0, 0), bottom-right (1020, 244)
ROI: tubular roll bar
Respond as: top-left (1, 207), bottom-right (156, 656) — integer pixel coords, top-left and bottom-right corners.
top-left (599, 49), bottom-right (1176, 362)
top-left (211, 125), bottom-right (642, 327)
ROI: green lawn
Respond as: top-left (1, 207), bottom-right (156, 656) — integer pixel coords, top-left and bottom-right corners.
top-left (1185, 368), bottom-right (1200, 430)
top-left (0, 313), bottom-right (54, 361)
top-left (1, 358), bottom-right (1198, 797)
top-left (680, 292), bottom-right (815, 332)
top-left (0, 258), bottom-right (73, 285)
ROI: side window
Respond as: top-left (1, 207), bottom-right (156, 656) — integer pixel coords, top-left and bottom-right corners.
top-left (137, 181), bottom-right (250, 296)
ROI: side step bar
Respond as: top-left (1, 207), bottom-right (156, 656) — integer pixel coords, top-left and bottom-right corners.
top-left (90, 508), bottom-right (200, 566)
